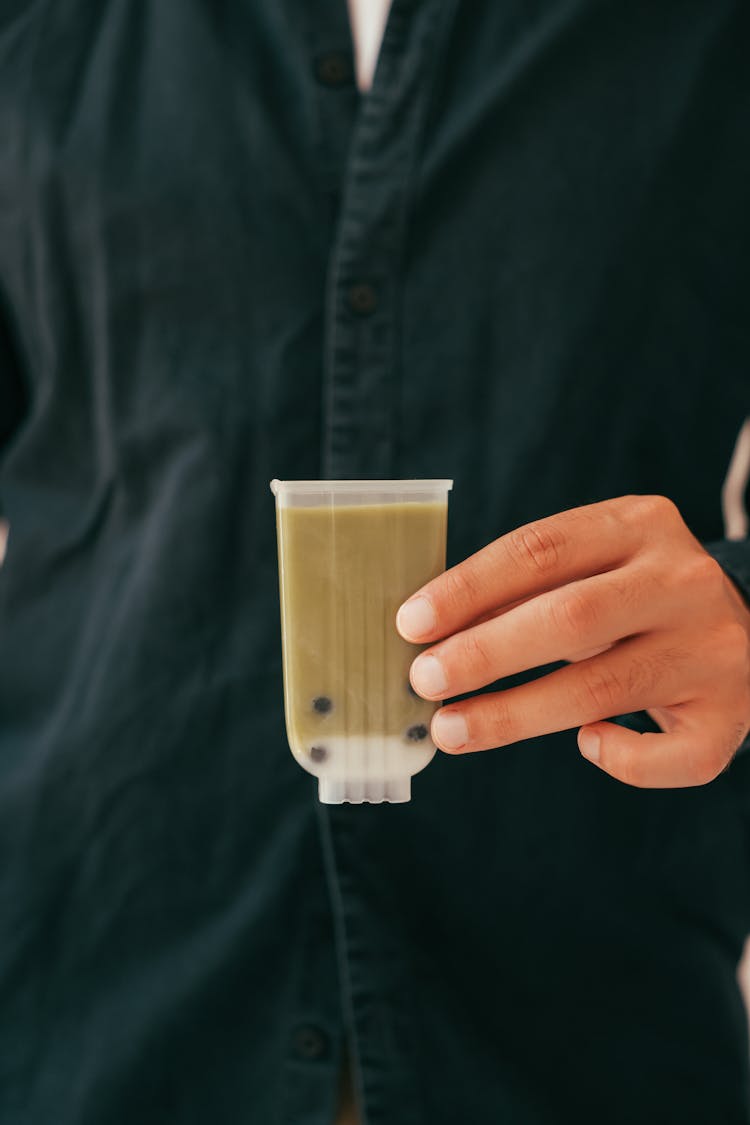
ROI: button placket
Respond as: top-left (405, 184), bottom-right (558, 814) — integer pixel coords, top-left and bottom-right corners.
top-left (321, 0), bottom-right (450, 481)
top-left (320, 10), bottom-right (459, 1124)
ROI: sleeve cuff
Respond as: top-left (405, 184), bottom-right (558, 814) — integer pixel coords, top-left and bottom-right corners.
top-left (704, 538), bottom-right (750, 610)
top-left (705, 539), bottom-right (750, 760)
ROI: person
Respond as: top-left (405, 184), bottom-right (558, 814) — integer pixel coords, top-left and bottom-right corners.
top-left (0, 1), bottom-right (749, 1122)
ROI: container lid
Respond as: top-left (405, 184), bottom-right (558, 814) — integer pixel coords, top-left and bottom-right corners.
top-left (270, 478), bottom-right (453, 496)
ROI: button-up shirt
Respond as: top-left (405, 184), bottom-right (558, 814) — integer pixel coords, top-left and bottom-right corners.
top-left (1, 2), bottom-right (749, 1122)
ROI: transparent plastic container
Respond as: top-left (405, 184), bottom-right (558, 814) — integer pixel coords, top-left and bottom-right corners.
top-left (271, 479), bottom-right (453, 804)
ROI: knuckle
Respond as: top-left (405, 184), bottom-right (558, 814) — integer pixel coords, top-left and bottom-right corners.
top-left (625, 653), bottom-right (664, 697)
top-left (486, 694), bottom-right (518, 745)
top-left (460, 627), bottom-right (495, 679)
top-left (550, 588), bottom-right (599, 639)
top-left (442, 565), bottom-right (483, 615)
top-left (680, 551), bottom-right (725, 594)
top-left (576, 664), bottom-right (624, 716)
top-left (623, 493), bottom-right (678, 529)
top-left (506, 521), bottom-right (563, 576)
top-left (609, 570), bottom-right (645, 609)
top-left (649, 494), bottom-right (680, 522)
top-left (600, 503), bottom-right (631, 542)
top-left (705, 622), bottom-right (750, 678)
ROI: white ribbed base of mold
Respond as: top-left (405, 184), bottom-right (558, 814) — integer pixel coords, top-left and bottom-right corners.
top-left (319, 775), bottom-right (412, 804)
top-left (298, 733), bottom-right (436, 804)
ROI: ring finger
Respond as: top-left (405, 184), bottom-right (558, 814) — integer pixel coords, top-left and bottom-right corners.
top-left (430, 633), bottom-right (709, 754)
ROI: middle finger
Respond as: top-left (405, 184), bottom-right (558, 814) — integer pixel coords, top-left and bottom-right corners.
top-left (410, 563), bottom-right (672, 701)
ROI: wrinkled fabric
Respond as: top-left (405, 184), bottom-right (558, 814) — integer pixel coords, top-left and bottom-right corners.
top-left (0, 2), bottom-right (749, 1123)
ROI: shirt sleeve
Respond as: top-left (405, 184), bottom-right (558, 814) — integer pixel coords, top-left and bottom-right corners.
top-left (705, 539), bottom-right (750, 610)
top-left (704, 539), bottom-right (750, 761)
top-left (0, 307), bottom-right (27, 489)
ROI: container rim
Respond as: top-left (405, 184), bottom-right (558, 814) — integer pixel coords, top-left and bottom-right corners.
top-left (270, 478), bottom-right (453, 495)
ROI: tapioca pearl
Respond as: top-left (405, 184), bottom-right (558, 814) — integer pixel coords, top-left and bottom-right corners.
top-left (310, 745), bottom-right (328, 763)
top-left (406, 724), bottom-right (428, 742)
top-left (312, 696), bottom-right (333, 714)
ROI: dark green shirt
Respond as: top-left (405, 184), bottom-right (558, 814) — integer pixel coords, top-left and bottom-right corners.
top-left (1, 2), bottom-right (749, 1122)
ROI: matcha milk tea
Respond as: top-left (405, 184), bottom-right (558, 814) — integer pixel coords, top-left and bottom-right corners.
top-left (270, 480), bottom-right (453, 804)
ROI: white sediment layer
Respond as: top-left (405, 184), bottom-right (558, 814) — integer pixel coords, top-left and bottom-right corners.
top-left (292, 734), bottom-right (437, 805)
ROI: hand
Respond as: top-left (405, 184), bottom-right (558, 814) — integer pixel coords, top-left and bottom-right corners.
top-left (396, 495), bottom-right (750, 788)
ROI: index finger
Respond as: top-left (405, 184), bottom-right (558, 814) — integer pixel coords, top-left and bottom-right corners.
top-left (396, 496), bottom-right (647, 643)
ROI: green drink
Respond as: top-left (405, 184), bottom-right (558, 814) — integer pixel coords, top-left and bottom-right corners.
top-left (271, 480), bottom-right (452, 803)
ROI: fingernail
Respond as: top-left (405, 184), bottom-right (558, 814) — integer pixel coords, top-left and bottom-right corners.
top-left (579, 728), bottom-right (601, 764)
top-left (433, 710), bottom-right (468, 751)
top-left (397, 596), bottom-right (436, 640)
top-left (410, 654), bottom-right (447, 698)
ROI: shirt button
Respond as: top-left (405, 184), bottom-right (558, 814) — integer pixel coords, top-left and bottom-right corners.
top-left (291, 1025), bottom-right (330, 1061)
top-left (314, 52), bottom-right (354, 87)
top-left (347, 282), bottom-right (378, 316)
